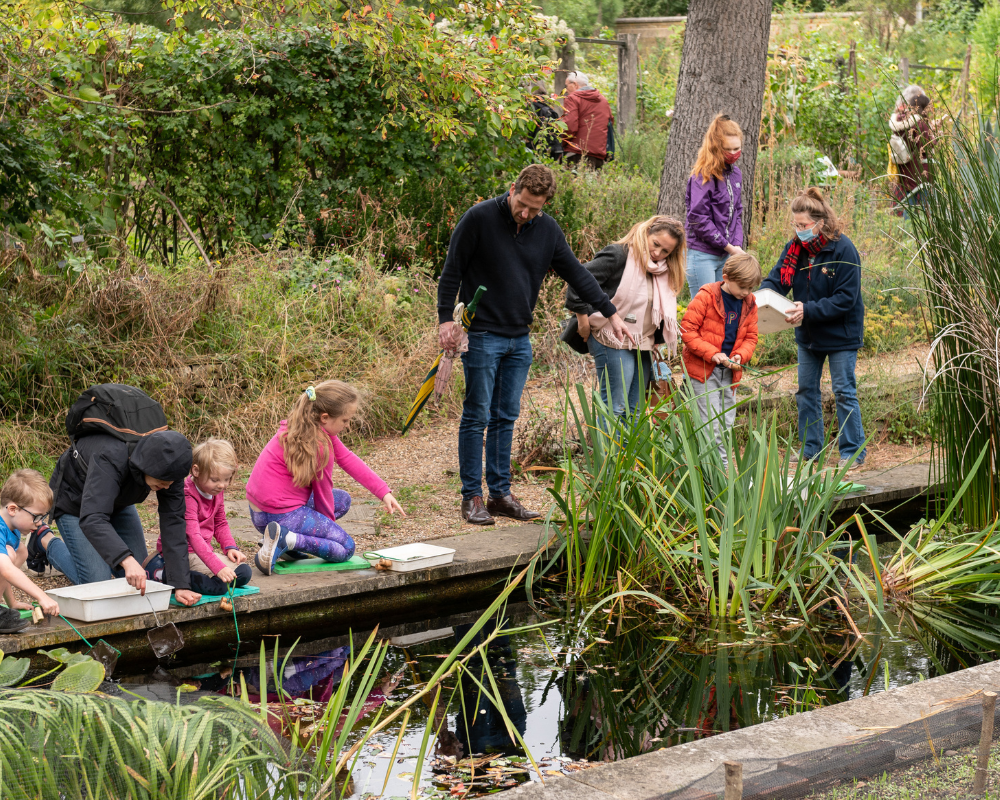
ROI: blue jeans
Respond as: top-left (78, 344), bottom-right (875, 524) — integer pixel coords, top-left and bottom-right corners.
top-left (588, 338), bottom-right (651, 417)
top-left (797, 347), bottom-right (867, 463)
top-left (686, 249), bottom-right (727, 299)
top-left (48, 506), bottom-right (147, 585)
top-left (459, 332), bottom-right (533, 499)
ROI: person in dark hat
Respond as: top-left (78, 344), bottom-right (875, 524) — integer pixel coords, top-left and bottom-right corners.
top-left (28, 430), bottom-right (202, 606)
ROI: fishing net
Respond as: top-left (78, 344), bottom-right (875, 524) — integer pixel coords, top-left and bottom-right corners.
top-left (661, 691), bottom-right (999, 799)
top-left (0, 687), bottom-right (288, 799)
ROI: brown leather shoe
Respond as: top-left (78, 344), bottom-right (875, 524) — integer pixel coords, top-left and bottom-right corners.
top-left (486, 493), bottom-right (540, 521)
top-left (461, 496), bottom-right (495, 526)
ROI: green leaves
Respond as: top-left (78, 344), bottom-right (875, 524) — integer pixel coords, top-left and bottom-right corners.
top-left (52, 659), bottom-right (105, 692)
top-left (39, 647), bottom-right (93, 666)
top-left (0, 652), bottom-right (30, 688)
top-left (539, 381), bottom-right (860, 625)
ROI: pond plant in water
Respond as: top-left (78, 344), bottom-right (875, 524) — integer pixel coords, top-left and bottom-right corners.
top-left (536, 384), bottom-right (863, 624)
top-left (0, 569), bottom-right (542, 799)
top-left (536, 383), bottom-right (1000, 657)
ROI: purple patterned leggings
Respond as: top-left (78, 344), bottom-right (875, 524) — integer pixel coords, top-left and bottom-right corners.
top-left (250, 489), bottom-right (355, 562)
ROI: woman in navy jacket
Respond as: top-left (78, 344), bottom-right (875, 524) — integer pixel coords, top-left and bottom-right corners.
top-left (759, 188), bottom-right (866, 470)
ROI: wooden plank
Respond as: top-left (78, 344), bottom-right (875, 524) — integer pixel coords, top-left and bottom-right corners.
top-left (617, 33), bottom-right (638, 135)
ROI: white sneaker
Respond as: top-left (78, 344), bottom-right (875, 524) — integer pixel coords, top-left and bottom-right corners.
top-left (838, 458), bottom-right (864, 473)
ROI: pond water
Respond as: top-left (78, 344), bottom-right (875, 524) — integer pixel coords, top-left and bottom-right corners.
top-left (111, 594), bottom-right (989, 799)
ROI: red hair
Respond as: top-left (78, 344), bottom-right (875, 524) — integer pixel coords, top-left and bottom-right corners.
top-left (690, 114), bottom-right (743, 184)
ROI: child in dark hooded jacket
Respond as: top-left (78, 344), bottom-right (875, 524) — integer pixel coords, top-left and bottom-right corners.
top-left (28, 429), bottom-right (202, 606)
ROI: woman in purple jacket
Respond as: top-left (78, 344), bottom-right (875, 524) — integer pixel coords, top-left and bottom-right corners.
top-left (684, 114), bottom-right (746, 298)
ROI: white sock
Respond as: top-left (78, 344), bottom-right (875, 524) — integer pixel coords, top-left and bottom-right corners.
top-left (284, 531), bottom-right (297, 550)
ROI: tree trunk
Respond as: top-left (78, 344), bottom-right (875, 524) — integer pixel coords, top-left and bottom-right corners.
top-left (656, 0), bottom-right (773, 245)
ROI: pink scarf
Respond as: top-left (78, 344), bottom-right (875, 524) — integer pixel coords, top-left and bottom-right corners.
top-left (589, 249), bottom-right (680, 354)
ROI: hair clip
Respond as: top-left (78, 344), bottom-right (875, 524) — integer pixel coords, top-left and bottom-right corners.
top-left (305, 386), bottom-right (317, 401)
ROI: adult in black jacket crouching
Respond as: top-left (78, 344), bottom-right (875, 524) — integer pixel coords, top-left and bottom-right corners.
top-left (30, 430), bottom-right (202, 606)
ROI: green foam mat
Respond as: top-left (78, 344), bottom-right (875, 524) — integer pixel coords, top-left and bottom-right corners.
top-left (170, 585), bottom-right (261, 607)
top-left (272, 554), bottom-right (372, 574)
top-left (836, 482), bottom-right (866, 494)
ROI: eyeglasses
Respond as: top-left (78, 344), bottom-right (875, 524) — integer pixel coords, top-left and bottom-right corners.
top-left (793, 220), bottom-right (817, 231)
top-left (16, 507), bottom-right (48, 525)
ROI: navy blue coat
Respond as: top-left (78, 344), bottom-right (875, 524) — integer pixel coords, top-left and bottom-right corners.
top-left (759, 234), bottom-right (865, 353)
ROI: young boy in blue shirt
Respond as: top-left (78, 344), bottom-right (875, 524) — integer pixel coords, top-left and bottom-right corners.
top-left (0, 469), bottom-right (60, 633)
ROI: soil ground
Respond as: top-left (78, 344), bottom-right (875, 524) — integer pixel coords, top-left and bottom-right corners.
top-left (9, 344), bottom-right (932, 604)
top-left (806, 740), bottom-right (1000, 799)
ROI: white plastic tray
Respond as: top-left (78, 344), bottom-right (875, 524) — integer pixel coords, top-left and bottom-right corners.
top-left (363, 543), bottom-right (456, 572)
top-left (754, 288), bottom-right (802, 335)
top-left (390, 627), bottom-right (456, 646)
top-left (46, 578), bottom-right (174, 622)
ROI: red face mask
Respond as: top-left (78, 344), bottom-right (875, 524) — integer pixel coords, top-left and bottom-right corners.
top-left (724, 150), bottom-right (741, 164)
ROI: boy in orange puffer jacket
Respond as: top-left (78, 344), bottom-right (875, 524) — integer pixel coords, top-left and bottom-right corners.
top-left (681, 252), bottom-right (762, 467)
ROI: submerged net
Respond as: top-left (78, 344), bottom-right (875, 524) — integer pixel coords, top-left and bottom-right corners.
top-left (0, 687), bottom-right (287, 799)
top-left (661, 692), bottom-right (998, 799)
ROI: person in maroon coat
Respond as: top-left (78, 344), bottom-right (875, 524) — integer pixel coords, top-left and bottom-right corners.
top-left (562, 72), bottom-right (613, 170)
top-left (891, 93), bottom-right (937, 213)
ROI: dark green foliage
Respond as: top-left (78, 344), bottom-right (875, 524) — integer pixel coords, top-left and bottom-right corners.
top-left (0, 93), bottom-right (74, 230)
top-left (619, 0), bottom-right (687, 17)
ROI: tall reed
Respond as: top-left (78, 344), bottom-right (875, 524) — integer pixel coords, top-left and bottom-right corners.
top-left (909, 112), bottom-right (1000, 526)
top-left (537, 383), bottom-right (859, 623)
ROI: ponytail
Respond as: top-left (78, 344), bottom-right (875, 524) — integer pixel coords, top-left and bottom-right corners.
top-left (281, 380), bottom-right (360, 487)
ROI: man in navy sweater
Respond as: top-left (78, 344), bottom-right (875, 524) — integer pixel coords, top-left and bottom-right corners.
top-left (438, 164), bottom-right (631, 525)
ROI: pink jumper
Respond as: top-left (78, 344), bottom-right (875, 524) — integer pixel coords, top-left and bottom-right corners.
top-left (156, 476), bottom-right (238, 576)
top-left (245, 422), bottom-right (390, 521)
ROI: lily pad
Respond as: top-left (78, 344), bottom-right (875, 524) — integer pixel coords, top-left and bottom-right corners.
top-left (0, 655), bottom-right (30, 687)
top-left (39, 648), bottom-right (92, 666)
top-left (52, 659), bottom-right (105, 692)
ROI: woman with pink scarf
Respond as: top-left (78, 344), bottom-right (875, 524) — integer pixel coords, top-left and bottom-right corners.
top-left (564, 216), bottom-right (686, 417)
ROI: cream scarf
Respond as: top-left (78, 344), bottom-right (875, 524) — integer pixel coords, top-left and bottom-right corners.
top-left (589, 248), bottom-right (680, 353)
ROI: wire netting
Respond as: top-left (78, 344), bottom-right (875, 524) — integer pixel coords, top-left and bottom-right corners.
top-left (661, 692), bottom-right (997, 799)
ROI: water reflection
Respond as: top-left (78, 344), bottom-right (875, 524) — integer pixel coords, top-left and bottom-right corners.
top-left (111, 599), bottom-right (996, 797)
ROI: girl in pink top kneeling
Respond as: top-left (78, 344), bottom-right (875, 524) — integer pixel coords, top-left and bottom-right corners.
top-left (245, 380), bottom-right (405, 575)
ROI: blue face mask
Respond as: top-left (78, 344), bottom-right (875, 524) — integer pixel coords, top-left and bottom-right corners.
top-left (796, 228), bottom-right (817, 243)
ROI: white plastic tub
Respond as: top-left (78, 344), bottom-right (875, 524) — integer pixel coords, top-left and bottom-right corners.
top-left (363, 543), bottom-right (456, 572)
top-left (754, 288), bottom-right (803, 335)
top-left (46, 578), bottom-right (174, 622)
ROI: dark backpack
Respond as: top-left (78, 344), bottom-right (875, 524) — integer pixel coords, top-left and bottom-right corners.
top-left (49, 384), bottom-right (168, 521)
top-left (65, 384), bottom-right (168, 445)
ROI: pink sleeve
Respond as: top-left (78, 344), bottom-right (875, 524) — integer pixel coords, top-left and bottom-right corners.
top-left (310, 440), bottom-right (339, 522)
top-left (185, 489), bottom-right (227, 575)
top-left (332, 436), bottom-right (390, 500)
top-left (213, 493), bottom-right (238, 553)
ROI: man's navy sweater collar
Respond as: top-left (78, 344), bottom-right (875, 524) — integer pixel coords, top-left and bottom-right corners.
top-left (494, 193), bottom-right (540, 231)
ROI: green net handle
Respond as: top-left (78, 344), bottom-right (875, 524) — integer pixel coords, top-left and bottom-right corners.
top-left (461, 285), bottom-right (487, 329)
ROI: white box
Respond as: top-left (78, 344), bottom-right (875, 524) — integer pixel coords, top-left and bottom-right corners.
top-left (363, 543), bottom-right (456, 572)
top-left (46, 578), bottom-right (174, 622)
top-left (754, 288), bottom-right (802, 334)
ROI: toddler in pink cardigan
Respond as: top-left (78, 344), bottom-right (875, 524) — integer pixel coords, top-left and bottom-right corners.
top-left (146, 438), bottom-right (252, 595)
top-left (245, 380), bottom-right (405, 575)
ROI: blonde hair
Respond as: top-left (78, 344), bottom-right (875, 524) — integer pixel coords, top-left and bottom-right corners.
top-left (191, 438), bottom-right (238, 478)
top-left (615, 215), bottom-right (686, 294)
top-left (1, 469), bottom-right (53, 510)
top-left (691, 113), bottom-right (743, 184)
top-left (281, 380), bottom-right (360, 488)
top-left (790, 187), bottom-right (842, 240)
top-left (723, 252), bottom-right (763, 289)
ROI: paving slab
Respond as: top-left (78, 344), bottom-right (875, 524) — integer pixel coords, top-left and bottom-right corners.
top-left (506, 654), bottom-right (1000, 799)
top-left (834, 462), bottom-right (931, 512)
top-left (1, 525), bottom-right (547, 661)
